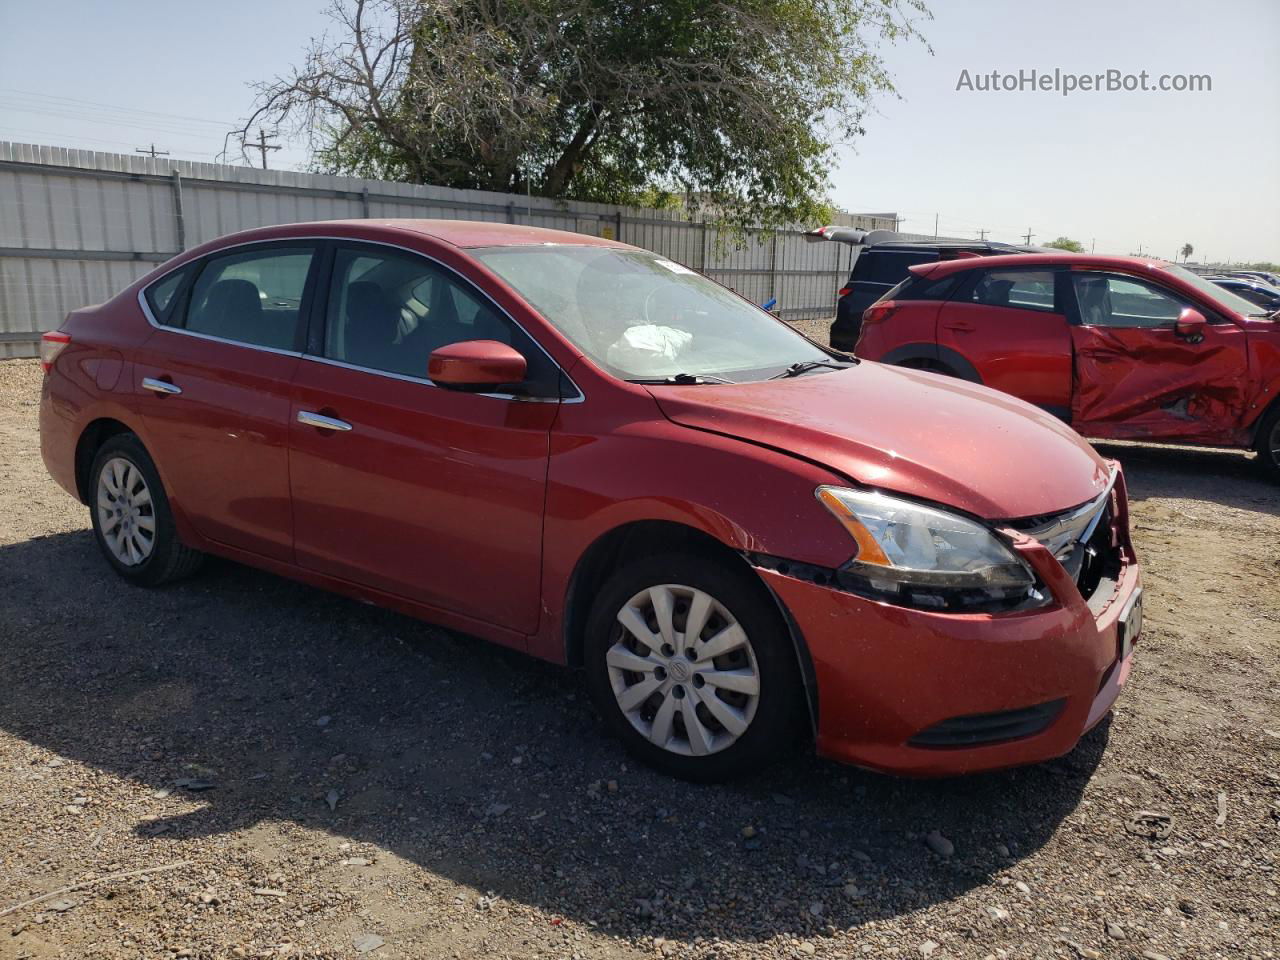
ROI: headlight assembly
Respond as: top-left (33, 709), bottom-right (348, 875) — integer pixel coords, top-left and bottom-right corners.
top-left (815, 486), bottom-right (1046, 612)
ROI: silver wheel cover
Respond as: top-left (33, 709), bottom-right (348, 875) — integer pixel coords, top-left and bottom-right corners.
top-left (607, 584), bottom-right (761, 757)
top-left (96, 457), bottom-right (156, 566)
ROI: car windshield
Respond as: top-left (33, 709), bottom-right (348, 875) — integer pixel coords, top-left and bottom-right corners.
top-left (1165, 263), bottom-right (1270, 316)
top-left (470, 245), bottom-right (834, 382)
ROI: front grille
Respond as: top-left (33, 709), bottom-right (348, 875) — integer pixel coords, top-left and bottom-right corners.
top-left (909, 699), bottom-right (1066, 748)
top-left (1008, 476), bottom-right (1122, 605)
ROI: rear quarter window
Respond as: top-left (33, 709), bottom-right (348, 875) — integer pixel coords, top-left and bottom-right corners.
top-left (143, 267), bottom-right (189, 324)
top-left (892, 273), bottom-right (964, 302)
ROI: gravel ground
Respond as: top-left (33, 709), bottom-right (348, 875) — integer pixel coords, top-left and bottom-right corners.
top-left (1, 355), bottom-right (1277, 960)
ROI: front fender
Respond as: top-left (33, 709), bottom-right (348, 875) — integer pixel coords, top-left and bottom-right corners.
top-left (528, 414), bottom-right (854, 662)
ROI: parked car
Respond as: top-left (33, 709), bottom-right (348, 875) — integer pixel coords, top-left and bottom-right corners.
top-left (1206, 275), bottom-right (1280, 312)
top-left (855, 253), bottom-right (1280, 479)
top-left (805, 229), bottom-right (1037, 351)
top-left (1226, 270), bottom-right (1280, 287)
top-left (40, 220), bottom-right (1142, 781)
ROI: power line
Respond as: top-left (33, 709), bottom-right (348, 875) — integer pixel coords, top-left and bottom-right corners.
top-left (0, 88), bottom-right (235, 127)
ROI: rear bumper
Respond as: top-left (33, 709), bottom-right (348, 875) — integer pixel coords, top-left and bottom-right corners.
top-left (758, 495), bottom-right (1141, 777)
top-left (39, 373), bottom-right (82, 501)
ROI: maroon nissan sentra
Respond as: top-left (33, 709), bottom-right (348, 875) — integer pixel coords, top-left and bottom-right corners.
top-left (40, 220), bottom-right (1142, 781)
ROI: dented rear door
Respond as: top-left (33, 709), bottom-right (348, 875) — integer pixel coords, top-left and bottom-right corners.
top-left (1068, 271), bottom-right (1250, 442)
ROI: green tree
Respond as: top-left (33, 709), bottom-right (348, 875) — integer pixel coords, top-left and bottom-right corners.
top-left (1044, 236), bottom-right (1085, 253)
top-left (243, 0), bottom-right (929, 230)
top-left (1180, 243), bottom-right (1194, 262)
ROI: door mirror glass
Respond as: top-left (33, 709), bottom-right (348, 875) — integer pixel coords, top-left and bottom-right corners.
top-left (1175, 307), bottom-right (1207, 341)
top-left (429, 340), bottom-right (528, 389)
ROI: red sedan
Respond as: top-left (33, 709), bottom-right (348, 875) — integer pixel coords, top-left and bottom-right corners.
top-left (854, 253), bottom-right (1280, 480)
top-left (39, 220), bottom-right (1142, 780)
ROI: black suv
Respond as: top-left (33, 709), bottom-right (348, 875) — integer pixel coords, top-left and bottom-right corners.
top-left (810, 229), bottom-right (1035, 351)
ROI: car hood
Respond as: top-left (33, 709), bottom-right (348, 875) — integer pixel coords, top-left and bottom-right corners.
top-left (650, 362), bottom-right (1111, 520)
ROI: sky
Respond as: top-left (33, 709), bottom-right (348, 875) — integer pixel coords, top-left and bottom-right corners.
top-left (1, 0), bottom-right (1276, 264)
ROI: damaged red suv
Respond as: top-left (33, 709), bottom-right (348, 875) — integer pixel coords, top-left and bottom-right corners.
top-left (41, 221), bottom-right (1141, 781)
top-left (855, 254), bottom-right (1280, 479)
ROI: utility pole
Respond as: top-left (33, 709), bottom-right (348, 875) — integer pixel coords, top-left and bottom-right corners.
top-left (1022, 228), bottom-right (1035, 245)
top-left (933, 213), bottom-right (939, 239)
top-left (244, 128), bottom-right (281, 169)
top-left (135, 143), bottom-right (169, 159)
top-left (977, 228), bottom-right (989, 241)
top-left (1090, 238), bottom-right (1095, 253)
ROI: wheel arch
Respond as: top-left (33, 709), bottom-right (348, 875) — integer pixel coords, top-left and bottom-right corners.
top-left (74, 417), bottom-right (141, 504)
top-left (562, 518), bottom-right (819, 734)
top-left (880, 343), bottom-right (983, 383)
top-left (1247, 391), bottom-right (1280, 450)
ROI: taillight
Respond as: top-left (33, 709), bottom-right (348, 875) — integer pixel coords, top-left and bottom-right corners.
top-left (837, 286), bottom-right (852, 298)
top-left (39, 331), bottom-right (71, 373)
top-left (862, 301), bottom-right (899, 326)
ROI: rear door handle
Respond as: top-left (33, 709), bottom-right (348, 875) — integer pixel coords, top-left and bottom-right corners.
top-left (297, 410), bottom-right (353, 432)
top-left (141, 377), bottom-right (182, 396)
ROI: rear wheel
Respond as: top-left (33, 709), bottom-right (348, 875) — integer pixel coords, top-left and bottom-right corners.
top-left (584, 553), bottom-right (802, 782)
top-left (1256, 404), bottom-right (1280, 483)
top-left (89, 434), bottom-right (204, 586)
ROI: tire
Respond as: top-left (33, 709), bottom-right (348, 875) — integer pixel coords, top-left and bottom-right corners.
top-left (88, 434), bottom-right (204, 586)
top-left (1256, 403), bottom-right (1280, 483)
top-left (583, 552), bottom-right (803, 782)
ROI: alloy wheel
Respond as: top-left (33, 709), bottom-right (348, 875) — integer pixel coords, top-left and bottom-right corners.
top-left (606, 584), bottom-right (761, 756)
top-left (96, 456), bottom-right (156, 566)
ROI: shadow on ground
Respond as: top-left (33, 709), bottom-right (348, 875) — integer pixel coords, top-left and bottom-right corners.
top-left (0, 529), bottom-right (1109, 944)
top-left (1093, 440), bottom-right (1278, 515)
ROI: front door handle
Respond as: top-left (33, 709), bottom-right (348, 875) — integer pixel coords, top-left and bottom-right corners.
top-left (141, 377), bottom-right (182, 396)
top-left (297, 410), bottom-right (353, 432)
top-left (942, 321), bottom-right (975, 332)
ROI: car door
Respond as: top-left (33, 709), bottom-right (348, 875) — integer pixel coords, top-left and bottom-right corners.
top-left (1067, 271), bottom-right (1250, 440)
top-left (935, 267), bottom-right (1073, 418)
top-left (133, 242), bottom-right (319, 561)
top-left (288, 241), bottom-right (564, 639)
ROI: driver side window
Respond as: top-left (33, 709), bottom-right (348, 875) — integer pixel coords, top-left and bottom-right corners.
top-left (323, 245), bottom-right (556, 393)
top-left (1072, 274), bottom-right (1186, 329)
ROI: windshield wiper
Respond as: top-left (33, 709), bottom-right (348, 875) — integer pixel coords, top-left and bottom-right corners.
top-left (769, 359), bottom-right (857, 380)
top-left (627, 373), bottom-right (736, 385)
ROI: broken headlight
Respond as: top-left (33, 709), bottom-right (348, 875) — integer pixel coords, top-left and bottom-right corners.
top-left (815, 486), bottom-right (1046, 612)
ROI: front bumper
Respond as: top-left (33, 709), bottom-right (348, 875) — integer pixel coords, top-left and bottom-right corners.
top-left (758, 480), bottom-right (1142, 777)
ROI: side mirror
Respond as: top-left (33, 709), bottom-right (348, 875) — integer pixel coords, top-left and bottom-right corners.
top-left (428, 340), bottom-right (527, 390)
top-left (1174, 308), bottom-right (1206, 342)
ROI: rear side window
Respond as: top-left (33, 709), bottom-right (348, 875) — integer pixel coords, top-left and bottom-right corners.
top-left (144, 267), bottom-right (188, 323)
top-left (323, 245), bottom-right (559, 394)
top-left (970, 269), bottom-right (1057, 312)
top-left (181, 247), bottom-right (315, 350)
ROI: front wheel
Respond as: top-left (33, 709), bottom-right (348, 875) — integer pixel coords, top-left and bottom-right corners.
top-left (89, 434), bottom-right (204, 586)
top-left (584, 553), bottom-right (803, 782)
top-left (1257, 404), bottom-right (1280, 483)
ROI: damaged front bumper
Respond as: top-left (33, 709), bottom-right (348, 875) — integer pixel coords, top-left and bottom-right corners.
top-left (757, 468), bottom-right (1142, 777)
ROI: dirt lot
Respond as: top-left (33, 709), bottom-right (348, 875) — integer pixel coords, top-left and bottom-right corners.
top-left (1, 355), bottom-right (1277, 960)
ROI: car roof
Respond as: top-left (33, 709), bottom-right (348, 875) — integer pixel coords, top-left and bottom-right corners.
top-left (214, 219), bottom-right (628, 251)
top-left (911, 252), bottom-right (1179, 279)
top-left (864, 240), bottom-right (1039, 256)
